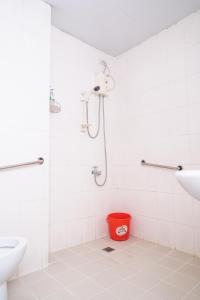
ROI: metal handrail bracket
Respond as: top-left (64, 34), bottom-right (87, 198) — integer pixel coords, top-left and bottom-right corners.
top-left (141, 160), bottom-right (182, 171)
top-left (0, 157), bottom-right (44, 171)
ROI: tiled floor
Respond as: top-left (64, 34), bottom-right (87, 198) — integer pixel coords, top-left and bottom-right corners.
top-left (8, 237), bottom-right (200, 300)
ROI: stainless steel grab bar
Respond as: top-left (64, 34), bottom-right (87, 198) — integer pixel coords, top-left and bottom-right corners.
top-left (0, 157), bottom-right (44, 171)
top-left (141, 160), bottom-right (183, 171)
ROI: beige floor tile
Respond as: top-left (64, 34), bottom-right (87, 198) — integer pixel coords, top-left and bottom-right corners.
top-left (142, 264), bottom-right (172, 279)
top-left (124, 245), bottom-right (145, 256)
top-left (92, 268), bottom-right (122, 288)
top-left (50, 267), bottom-right (87, 287)
top-left (20, 270), bottom-right (50, 287)
top-left (8, 280), bottom-right (26, 293)
top-left (189, 283), bottom-right (200, 296)
top-left (189, 257), bottom-right (200, 268)
top-left (109, 280), bottom-right (145, 300)
top-left (128, 255), bottom-right (156, 271)
top-left (90, 290), bottom-right (119, 300)
top-left (128, 271), bottom-right (161, 290)
top-left (134, 239), bottom-right (156, 249)
top-left (138, 249), bottom-right (167, 262)
top-left (150, 282), bottom-right (186, 300)
top-left (76, 260), bottom-right (109, 276)
top-left (70, 245), bottom-right (93, 255)
top-left (136, 291), bottom-right (163, 300)
top-left (169, 250), bottom-right (194, 262)
top-left (179, 264), bottom-right (200, 280)
top-left (111, 263), bottom-right (139, 278)
top-left (48, 253), bottom-right (57, 264)
top-left (62, 254), bottom-right (91, 267)
top-left (44, 289), bottom-right (77, 300)
top-left (82, 250), bottom-right (105, 262)
top-left (30, 277), bottom-right (63, 299)
top-left (8, 238), bottom-right (198, 300)
top-left (102, 236), bottom-right (136, 249)
top-left (183, 292), bottom-right (200, 300)
top-left (44, 262), bottom-right (69, 276)
top-left (159, 256), bottom-right (185, 271)
top-left (165, 272), bottom-right (199, 292)
top-left (108, 249), bottom-right (135, 264)
top-left (98, 256), bottom-right (120, 268)
top-left (8, 289), bottom-right (36, 300)
top-left (153, 245), bottom-right (172, 255)
top-left (8, 280), bottom-right (36, 300)
top-left (67, 278), bottom-right (103, 299)
top-left (85, 238), bottom-right (110, 250)
top-left (77, 257), bottom-right (118, 276)
top-left (53, 249), bottom-right (75, 260)
top-left (151, 282), bottom-right (186, 300)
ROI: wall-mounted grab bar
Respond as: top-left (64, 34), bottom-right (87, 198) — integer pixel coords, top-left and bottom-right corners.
top-left (0, 157), bottom-right (44, 171)
top-left (141, 160), bottom-right (183, 171)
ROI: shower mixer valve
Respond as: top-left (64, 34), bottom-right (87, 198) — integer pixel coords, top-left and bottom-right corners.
top-left (91, 166), bottom-right (101, 176)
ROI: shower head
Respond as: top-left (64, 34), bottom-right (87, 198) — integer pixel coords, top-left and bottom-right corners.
top-left (50, 99), bottom-right (61, 113)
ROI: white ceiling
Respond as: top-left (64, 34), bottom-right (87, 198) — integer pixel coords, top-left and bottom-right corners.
top-left (45, 0), bottom-right (200, 56)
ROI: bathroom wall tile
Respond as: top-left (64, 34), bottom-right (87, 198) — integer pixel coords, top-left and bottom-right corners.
top-left (67, 219), bottom-right (85, 247)
top-left (175, 224), bottom-right (194, 254)
top-left (50, 26), bottom-right (116, 253)
top-left (49, 10), bottom-right (200, 260)
top-left (157, 221), bottom-right (175, 248)
top-left (188, 104), bottom-right (200, 134)
top-left (185, 11), bottom-right (200, 45)
top-left (155, 193), bottom-right (174, 222)
top-left (95, 216), bottom-right (108, 239)
top-left (194, 228), bottom-right (200, 257)
top-left (0, 0), bottom-right (50, 276)
top-left (166, 46), bottom-right (185, 81)
top-left (192, 200), bottom-right (200, 228)
top-left (185, 44), bottom-right (200, 76)
top-left (50, 223), bottom-right (67, 253)
top-left (83, 217), bottom-right (96, 243)
top-left (187, 74), bottom-right (200, 105)
top-left (133, 216), bottom-right (159, 243)
top-left (115, 10), bottom-right (200, 257)
top-left (174, 194), bottom-right (194, 226)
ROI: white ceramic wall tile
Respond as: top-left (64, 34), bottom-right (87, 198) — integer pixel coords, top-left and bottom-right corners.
top-left (50, 223), bottom-right (67, 252)
top-left (185, 44), bottom-right (200, 76)
top-left (50, 27), bottom-right (116, 252)
top-left (175, 224), bottom-right (195, 254)
top-left (116, 10), bottom-right (200, 256)
top-left (0, 0), bottom-right (50, 276)
top-left (49, 10), bottom-right (200, 259)
top-left (157, 221), bottom-right (175, 248)
top-left (187, 74), bottom-right (200, 105)
top-left (155, 193), bottom-right (174, 222)
top-left (174, 194), bottom-right (194, 226)
top-left (185, 11), bottom-right (200, 45)
top-left (95, 216), bottom-right (108, 239)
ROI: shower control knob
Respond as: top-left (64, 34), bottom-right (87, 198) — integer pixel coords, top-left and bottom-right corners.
top-left (91, 166), bottom-right (101, 176)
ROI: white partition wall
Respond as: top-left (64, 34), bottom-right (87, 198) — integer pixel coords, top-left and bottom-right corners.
top-left (0, 0), bottom-right (51, 275)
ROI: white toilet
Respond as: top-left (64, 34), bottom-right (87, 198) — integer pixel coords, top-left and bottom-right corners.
top-left (0, 237), bottom-right (27, 300)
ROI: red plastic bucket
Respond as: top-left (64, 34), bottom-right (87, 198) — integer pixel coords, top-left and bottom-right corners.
top-left (107, 213), bottom-right (131, 241)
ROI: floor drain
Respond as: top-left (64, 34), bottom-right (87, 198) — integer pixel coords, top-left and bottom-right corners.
top-left (102, 247), bottom-right (115, 253)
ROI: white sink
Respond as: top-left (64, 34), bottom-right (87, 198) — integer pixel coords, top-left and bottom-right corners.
top-left (176, 170), bottom-right (200, 201)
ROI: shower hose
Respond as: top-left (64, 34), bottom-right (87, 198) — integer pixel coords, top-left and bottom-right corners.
top-left (86, 95), bottom-right (107, 186)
